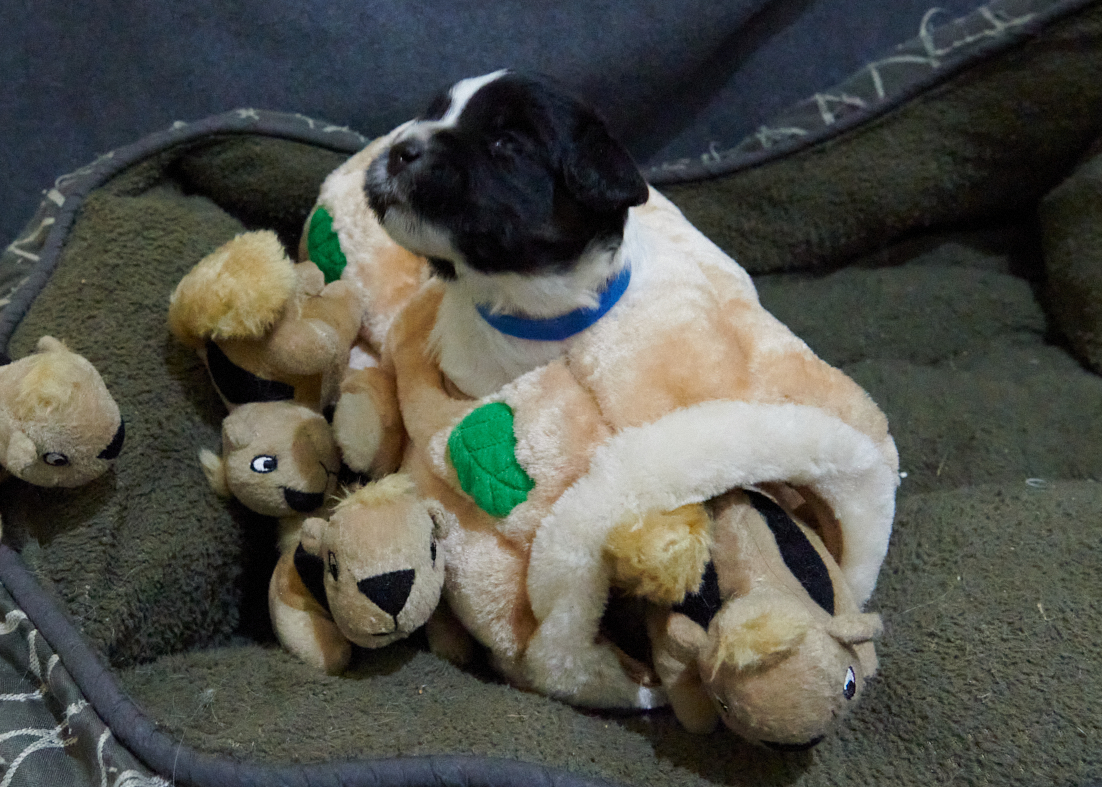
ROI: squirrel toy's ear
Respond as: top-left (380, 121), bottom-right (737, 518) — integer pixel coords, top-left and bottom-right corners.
top-left (5, 430), bottom-right (38, 474)
top-left (198, 448), bottom-right (230, 498)
top-left (221, 409), bottom-right (258, 452)
top-left (704, 591), bottom-right (811, 674)
top-left (423, 499), bottom-right (452, 539)
top-left (665, 611), bottom-right (710, 663)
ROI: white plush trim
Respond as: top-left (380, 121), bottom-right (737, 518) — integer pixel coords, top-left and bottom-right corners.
top-left (521, 399), bottom-right (897, 708)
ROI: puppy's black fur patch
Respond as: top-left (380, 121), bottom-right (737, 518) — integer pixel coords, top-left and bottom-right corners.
top-left (367, 72), bottom-right (648, 276)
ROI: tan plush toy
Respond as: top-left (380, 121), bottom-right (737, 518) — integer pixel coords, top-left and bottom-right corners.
top-left (271, 474), bottom-right (448, 674)
top-left (0, 336), bottom-right (124, 488)
top-left (168, 229), bottom-right (363, 413)
top-left (169, 229), bottom-right (405, 478)
top-left (198, 401), bottom-right (341, 548)
top-left (198, 400), bottom-right (349, 672)
top-left (642, 488), bottom-right (882, 748)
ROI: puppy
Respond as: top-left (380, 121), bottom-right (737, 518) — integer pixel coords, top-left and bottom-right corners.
top-left (364, 70), bottom-right (649, 398)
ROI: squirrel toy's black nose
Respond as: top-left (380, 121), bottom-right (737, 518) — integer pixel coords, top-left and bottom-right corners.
top-left (357, 569), bottom-right (415, 617)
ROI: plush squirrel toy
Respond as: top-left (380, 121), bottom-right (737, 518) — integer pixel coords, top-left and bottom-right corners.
top-left (641, 488), bottom-right (882, 749)
top-left (199, 401), bottom-right (341, 551)
top-left (197, 401), bottom-right (345, 670)
top-left (169, 225), bottom-right (408, 479)
top-left (168, 230), bottom-right (362, 414)
top-left (274, 474), bottom-right (447, 674)
top-left (0, 336), bottom-right (124, 488)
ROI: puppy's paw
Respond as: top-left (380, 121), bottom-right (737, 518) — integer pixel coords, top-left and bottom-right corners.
top-left (604, 503), bottom-right (712, 605)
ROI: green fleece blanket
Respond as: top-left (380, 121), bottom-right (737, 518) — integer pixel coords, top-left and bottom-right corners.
top-left (1, 1), bottom-right (1101, 785)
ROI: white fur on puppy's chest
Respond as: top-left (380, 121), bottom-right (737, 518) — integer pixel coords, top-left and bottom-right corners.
top-left (430, 293), bottom-right (578, 398)
top-left (430, 215), bottom-right (646, 398)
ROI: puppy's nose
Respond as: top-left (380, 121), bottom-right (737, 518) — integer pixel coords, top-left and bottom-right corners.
top-left (387, 139), bottom-right (424, 176)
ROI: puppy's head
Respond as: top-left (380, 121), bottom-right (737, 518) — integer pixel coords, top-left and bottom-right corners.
top-left (364, 70), bottom-right (648, 280)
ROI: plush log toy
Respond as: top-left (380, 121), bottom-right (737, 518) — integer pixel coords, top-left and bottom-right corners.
top-left (305, 158), bottom-right (899, 744)
top-left (287, 136), bottom-right (900, 743)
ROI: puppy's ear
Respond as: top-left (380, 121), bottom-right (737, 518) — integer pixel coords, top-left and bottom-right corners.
top-left (558, 118), bottom-right (648, 214)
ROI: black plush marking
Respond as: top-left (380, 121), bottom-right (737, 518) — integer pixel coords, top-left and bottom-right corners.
top-left (97, 420), bottom-right (125, 460)
top-left (293, 544), bottom-right (330, 614)
top-left (673, 561), bottom-right (722, 629)
top-left (282, 488), bottom-right (325, 514)
top-left (599, 589), bottom-right (653, 666)
top-left (205, 340), bottom-right (294, 405)
top-left (338, 463), bottom-right (371, 487)
top-left (746, 490), bottom-right (835, 615)
top-left (357, 569), bottom-right (415, 617)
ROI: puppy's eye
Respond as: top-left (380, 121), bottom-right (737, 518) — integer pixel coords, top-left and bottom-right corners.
top-left (713, 695), bottom-right (730, 715)
top-left (489, 133), bottom-right (518, 157)
top-left (43, 452), bottom-right (70, 467)
top-left (251, 455), bottom-right (278, 473)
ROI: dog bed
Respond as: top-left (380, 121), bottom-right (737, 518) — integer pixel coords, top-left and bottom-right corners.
top-left (1, 0), bottom-right (1101, 785)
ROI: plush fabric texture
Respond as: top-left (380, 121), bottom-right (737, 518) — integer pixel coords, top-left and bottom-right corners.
top-left (381, 190), bottom-right (897, 711)
top-left (1040, 140), bottom-right (1102, 374)
top-left (1, 1), bottom-right (1102, 784)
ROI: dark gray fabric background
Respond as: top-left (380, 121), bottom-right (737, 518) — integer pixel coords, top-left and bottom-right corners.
top-left (1, 0), bottom-right (984, 248)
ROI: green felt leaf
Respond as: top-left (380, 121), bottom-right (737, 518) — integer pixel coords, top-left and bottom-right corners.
top-left (448, 402), bottom-right (535, 518)
top-left (306, 206), bottom-right (347, 284)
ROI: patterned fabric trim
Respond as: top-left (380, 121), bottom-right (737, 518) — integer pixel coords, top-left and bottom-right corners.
top-left (0, 580), bottom-right (169, 787)
top-left (0, 110), bottom-right (370, 352)
top-left (643, 0), bottom-right (1098, 183)
top-left (0, 545), bottom-right (621, 787)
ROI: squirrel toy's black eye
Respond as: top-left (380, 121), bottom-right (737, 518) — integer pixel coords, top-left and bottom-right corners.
top-left (843, 667), bottom-right (857, 700)
top-left (43, 452), bottom-right (70, 467)
top-left (250, 455), bottom-right (277, 473)
top-left (327, 551), bottom-right (339, 581)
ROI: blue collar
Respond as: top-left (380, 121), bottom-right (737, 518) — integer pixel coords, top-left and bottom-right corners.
top-left (475, 264), bottom-right (631, 341)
